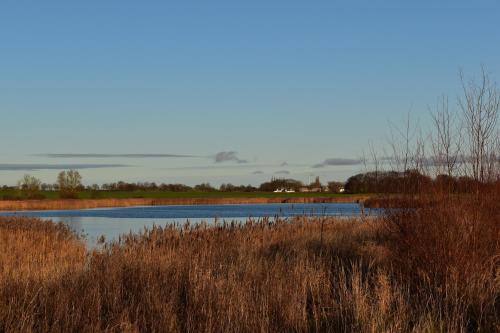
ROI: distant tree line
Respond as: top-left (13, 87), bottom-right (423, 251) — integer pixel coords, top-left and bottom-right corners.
top-left (95, 178), bottom-right (318, 193)
top-left (99, 182), bottom-right (193, 192)
top-left (3, 170), bottom-right (84, 200)
top-left (258, 178), bottom-right (303, 192)
top-left (8, 170), bottom-right (491, 199)
top-left (344, 170), bottom-right (493, 194)
top-left (2, 174), bottom-right (349, 201)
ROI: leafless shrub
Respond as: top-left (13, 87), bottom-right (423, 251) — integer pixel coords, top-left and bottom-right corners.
top-left (459, 67), bottom-right (499, 183)
top-left (430, 95), bottom-right (462, 177)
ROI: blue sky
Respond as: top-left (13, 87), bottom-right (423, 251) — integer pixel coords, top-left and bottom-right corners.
top-left (1, 1), bottom-right (499, 186)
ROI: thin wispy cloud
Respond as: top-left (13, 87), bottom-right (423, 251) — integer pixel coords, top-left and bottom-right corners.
top-left (214, 151), bottom-right (248, 163)
top-left (312, 158), bottom-right (363, 168)
top-left (422, 155), bottom-right (472, 167)
top-left (275, 170), bottom-right (291, 175)
top-left (252, 170), bottom-right (264, 175)
top-left (37, 153), bottom-right (199, 158)
top-left (376, 155), bottom-right (474, 167)
top-left (38, 152), bottom-right (250, 165)
top-left (0, 164), bottom-right (129, 171)
top-left (163, 164), bottom-right (271, 171)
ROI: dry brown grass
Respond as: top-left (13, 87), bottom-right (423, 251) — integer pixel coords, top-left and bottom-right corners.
top-left (0, 196), bottom-right (371, 212)
top-left (0, 198), bottom-right (498, 332)
top-left (0, 198), bottom-right (154, 211)
top-left (383, 190), bottom-right (500, 332)
top-left (0, 217), bottom-right (86, 281)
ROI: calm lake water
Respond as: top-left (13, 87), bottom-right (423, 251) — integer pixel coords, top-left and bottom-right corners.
top-left (1, 203), bottom-right (380, 247)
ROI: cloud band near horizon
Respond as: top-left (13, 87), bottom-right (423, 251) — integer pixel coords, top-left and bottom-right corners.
top-left (0, 164), bottom-right (129, 171)
top-left (312, 158), bottom-right (363, 168)
top-left (36, 151), bottom-right (249, 164)
top-left (36, 153), bottom-right (199, 158)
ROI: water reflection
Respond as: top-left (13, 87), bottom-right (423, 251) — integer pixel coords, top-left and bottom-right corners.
top-left (1, 203), bottom-right (382, 248)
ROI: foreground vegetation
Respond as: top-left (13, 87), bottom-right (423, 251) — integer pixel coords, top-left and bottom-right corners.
top-left (1, 188), bottom-right (498, 332)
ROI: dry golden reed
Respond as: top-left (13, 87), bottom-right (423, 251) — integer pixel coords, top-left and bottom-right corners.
top-left (0, 196), bottom-right (370, 212)
top-left (0, 195), bottom-right (498, 332)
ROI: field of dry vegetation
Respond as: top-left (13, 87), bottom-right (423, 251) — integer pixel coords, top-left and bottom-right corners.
top-left (0, 185), bottom-right (498, 332)
top-left (0, 195), bottom-right (370, 212)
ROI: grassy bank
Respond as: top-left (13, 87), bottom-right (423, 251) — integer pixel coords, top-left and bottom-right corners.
top-left (0, 189), bottom-right (357, 200)
top-left (0, 193), bottom-right (370, 211)
top-left (1, 192), bottom-right (498, 332)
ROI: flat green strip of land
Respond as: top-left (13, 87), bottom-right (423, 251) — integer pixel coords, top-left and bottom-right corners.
top-left (0, 190), bottom-right (357, 200)
top-left (0, 191), bottom-right (372, 211)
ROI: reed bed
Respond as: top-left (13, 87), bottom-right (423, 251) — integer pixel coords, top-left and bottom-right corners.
top-left (0, 195), bottom-right (370, 212)
top-left (0, 195), bottom-right (498, 332)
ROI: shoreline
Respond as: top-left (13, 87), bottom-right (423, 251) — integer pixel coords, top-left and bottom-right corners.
top-left (0, 195), bottom-right (370, 211)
